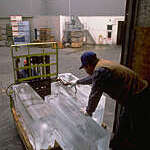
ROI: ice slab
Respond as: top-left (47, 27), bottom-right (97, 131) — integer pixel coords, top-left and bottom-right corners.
top-left (13, 73), bottom-right (110, 150)
top-left (51, 73), bottom-right (106, 125)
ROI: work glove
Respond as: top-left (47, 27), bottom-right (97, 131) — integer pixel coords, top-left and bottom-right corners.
top-left (80, 107), bottom-right (92, 117)
top-left (70, 80), bottom-right (77, 88)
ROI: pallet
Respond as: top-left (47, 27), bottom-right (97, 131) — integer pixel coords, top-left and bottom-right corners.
top-left (71, 42), bottom-right (83, 48)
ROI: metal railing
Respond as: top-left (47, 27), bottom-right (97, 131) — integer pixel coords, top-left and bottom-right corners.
top-left (11, 42), bottom-right (58, 83)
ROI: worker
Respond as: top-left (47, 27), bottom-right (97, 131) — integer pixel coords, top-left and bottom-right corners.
top-left (21, 59), bottom-right (29, 78)
top-left (21, 59), bottom-right (39, 79)
top-left (70, 51), bottom-right (150, 150)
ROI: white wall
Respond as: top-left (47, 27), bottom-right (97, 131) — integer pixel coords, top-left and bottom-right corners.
top-left (80, 16), bottom-right (124, 44)
top-left (60, 16), bottom-right (124, 44)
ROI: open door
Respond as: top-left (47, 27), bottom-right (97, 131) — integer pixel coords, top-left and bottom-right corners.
top-left (116, 21), bottom-right (124, 45)
top-left (113, 0), bottom-right (150, 137)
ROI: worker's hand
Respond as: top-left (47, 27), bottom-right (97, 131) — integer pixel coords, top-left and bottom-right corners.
top-left (56, 77), bottom-right (71, 86)
top-left (80, 107), bottom-right (91, 116)
top-left (70, 80), bottom-right (77, 88)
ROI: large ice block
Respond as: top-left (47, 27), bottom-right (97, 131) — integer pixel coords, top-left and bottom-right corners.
top-left (54, 73), bottom-right (106, 125)
top-left (12, 73), bottom-right (110, 150)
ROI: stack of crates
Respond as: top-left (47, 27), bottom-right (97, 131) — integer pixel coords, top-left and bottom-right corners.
top-left (6, 24), bottom-right (13, 46)
top-left (71, 31), bottom-right (83, 48)
top-left (40, 28), bottom-right (51, 42)
top-left (39, 28), bottom-right (57, 48)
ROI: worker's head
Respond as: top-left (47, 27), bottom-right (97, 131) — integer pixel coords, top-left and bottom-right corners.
top-left (24, 59), bottom-right (27, 65)
top-left (79, 51), bottom-right (99, 75)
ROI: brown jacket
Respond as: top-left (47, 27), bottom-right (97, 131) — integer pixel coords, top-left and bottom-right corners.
top-left (95, 59), bottom-right (148, 105)
top-left (78, 59), bottom-right (148, 114)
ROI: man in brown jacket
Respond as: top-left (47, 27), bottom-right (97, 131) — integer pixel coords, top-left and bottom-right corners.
top-left (73, 51), bottom-right (150, 150)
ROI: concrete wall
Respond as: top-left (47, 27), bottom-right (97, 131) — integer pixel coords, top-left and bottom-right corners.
top-left (60, 16), bottom-right (124, 44)
top-left (0, 0), bottom-right (126, 17)
top-left (0, 0), bottom-right (36, 17)
top-left (33, 16), bottom-right (60, 41)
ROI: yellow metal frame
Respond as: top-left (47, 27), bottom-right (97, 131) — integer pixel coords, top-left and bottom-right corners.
top-left (11, 42), bottom-right (59, 83)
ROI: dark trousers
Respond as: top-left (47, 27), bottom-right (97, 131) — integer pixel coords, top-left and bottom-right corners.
top-left (110, 87), bottom-right (150, 150)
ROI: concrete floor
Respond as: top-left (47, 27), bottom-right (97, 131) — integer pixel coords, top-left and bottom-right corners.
top-left (0, 44), bottom-right (121, 150)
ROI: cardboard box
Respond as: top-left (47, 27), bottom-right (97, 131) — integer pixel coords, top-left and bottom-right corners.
top-left (40, 28), bottom-right (51, 42)
top-left (71, 42), bottom-right (83, 48)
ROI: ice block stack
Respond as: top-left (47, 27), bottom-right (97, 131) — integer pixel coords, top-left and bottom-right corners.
top-left (12, 73), bottom-right (110, 150)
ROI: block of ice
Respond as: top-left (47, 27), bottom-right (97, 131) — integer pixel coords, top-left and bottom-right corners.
top-left (12, 73), bottom-right (110, 150)
top-left (55, 73), bottom-right (106, 125)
